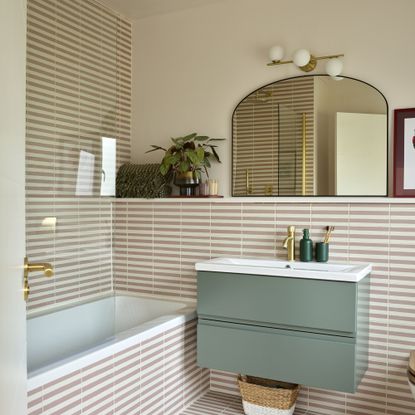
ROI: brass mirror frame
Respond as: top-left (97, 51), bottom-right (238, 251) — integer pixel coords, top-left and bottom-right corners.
top-left (231, 74), bottom-right (389, 197)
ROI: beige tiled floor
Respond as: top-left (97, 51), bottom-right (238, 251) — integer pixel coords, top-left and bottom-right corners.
top-left (180, 391), bottom-right (314, 415)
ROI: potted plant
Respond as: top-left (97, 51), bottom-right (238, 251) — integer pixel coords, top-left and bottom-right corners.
top-left (146, 133), bottom-right (224, 196)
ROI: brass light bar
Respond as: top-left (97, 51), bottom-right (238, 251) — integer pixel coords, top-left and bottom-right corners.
top-left (267, 53), bottom-right (344, 72)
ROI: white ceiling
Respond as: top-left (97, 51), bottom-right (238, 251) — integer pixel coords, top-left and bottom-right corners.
top-left (99, 0), bottom-right (227, 19)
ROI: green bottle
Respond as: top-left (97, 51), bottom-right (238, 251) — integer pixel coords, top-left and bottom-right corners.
top-left (300, 229), bottom-right (313, 262)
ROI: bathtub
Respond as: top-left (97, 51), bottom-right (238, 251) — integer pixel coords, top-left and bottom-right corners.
top-left (27, 294), bottom-right (196, 391)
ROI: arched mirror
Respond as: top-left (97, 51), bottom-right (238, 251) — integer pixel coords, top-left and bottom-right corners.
top-left (232, 75), bottom-right (388, 196)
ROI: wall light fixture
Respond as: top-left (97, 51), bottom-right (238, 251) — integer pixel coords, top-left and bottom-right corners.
top-left (267, 46), bottom-right (344, 77)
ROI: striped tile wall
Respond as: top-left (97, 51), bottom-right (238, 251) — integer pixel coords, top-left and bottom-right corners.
top-left (26, 0), bottom-right (131, 311)
top-left (27, 319), bottom-right (209, 415)
top-left (233, 77), bottom-right (314, 196)
top-left (25, 197), bottom-right (113, 311)
top-left (113, 199), bottom-right (415, 414)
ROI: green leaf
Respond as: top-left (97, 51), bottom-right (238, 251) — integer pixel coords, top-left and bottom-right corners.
top-left (159, 163), bottom-right (169, 176)
top-left (194, 135), bottom-right (209, 141)
top-left (179, 160), bottom-right (190, 172)
top-left (207, 138), bottom-right (226, 142)
top-left (204, 158), bottom-right (211, 168)
top-left (196, 147), bottom-right (205, 160)
top-left (171, 153), bottom-right (181, 164)
top-left (210, 146), bottom-right (221, 162)
top-left (186, 150), bottom-right (200, 165)
top-left (145, 145), bottom-right (167, 153)
top-left (182, 133), bottom-right (197, 142)
top-left (162, 156), bottom-right (173, 166)
top-left (171, 137), bottom-right (184, 149)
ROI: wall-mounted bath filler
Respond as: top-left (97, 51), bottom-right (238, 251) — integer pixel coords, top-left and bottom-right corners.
top-left (23, 256), bottom-right (54, 301)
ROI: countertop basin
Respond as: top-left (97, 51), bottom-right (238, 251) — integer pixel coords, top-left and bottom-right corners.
top-left (195, 257), bottom-right (371, 282)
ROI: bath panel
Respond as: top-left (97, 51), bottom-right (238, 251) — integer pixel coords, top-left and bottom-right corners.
top-left (27, 295), bottom-right (206, 415)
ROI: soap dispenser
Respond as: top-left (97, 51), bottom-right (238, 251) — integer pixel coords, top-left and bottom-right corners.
top-left (300, 229), bottom-right (313, 262)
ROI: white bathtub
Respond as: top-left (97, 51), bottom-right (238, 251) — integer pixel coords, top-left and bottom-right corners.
top-left (27, 294), bottom-right (196, 390)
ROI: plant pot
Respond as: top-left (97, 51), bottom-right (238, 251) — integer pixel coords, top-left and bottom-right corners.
top-left (174, 172), bottom-right (200, 196)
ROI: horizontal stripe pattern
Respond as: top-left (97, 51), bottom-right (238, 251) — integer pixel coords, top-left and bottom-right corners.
top-left (114, 199), bottom-right (415, 414)
top-left (27, 319), bottom-right (209, 415)
top-left (26, 0), bottom-right (131, 311)
top-left (181, 391), bottom-right (312, 415)
top-left (26, 196), bottom-right (113, 311)
top-left (233, 77), bottom-right (314, 196)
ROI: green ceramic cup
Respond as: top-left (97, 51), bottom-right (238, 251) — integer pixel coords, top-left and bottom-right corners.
top-left (315, 242), bottom-right (329, 262)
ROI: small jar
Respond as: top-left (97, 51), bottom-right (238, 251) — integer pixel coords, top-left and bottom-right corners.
top-left (208, 179), bottom-right (218, 196)
top-left (315, 242), bottom-right (329, 262)
top-left (199, 181), bottom-right (209, 196)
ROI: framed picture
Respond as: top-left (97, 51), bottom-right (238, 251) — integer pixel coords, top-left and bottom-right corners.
top-left (394, 108), bottom-right (415, 197)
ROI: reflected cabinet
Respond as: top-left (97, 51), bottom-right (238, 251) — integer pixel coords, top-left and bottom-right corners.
top-left (232, 75), bottom-right (388, 197)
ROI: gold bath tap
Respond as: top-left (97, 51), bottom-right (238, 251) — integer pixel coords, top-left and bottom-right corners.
top-left (23, 256), bottom-right (54, 301)
top-left (282, 225), bottom-right (295, 261)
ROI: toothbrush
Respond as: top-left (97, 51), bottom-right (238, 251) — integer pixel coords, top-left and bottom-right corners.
top-left (323, 226), bottom-right (334, 244)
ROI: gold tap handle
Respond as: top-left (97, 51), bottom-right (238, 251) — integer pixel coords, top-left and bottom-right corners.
top-left (23, 257), bottom-right (54, 302)
top-left (24, 257), bottom-right (54, 278)
top-left (25, 263), bottom-right (54, 277)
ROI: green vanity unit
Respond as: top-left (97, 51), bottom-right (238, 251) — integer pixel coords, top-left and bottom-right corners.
top-left (195, 258), bottom-right (371, 393)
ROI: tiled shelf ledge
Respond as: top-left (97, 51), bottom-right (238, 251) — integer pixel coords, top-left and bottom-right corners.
top-left (114, 196), bottom-right (415, 204)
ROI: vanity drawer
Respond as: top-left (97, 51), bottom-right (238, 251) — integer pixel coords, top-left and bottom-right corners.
top-left (197, 319), bottom-right (359, 393)
top-left (197, 271), bottom-right (359, 335)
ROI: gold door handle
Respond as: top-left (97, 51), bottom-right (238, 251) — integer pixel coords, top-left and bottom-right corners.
top-left (23, 256), bottom-right (54, 301)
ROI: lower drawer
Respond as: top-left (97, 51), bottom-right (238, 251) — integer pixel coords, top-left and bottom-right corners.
top-left (197, 319), bottom-right (358, 393)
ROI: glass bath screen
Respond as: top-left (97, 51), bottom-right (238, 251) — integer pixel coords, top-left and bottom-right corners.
top-left (232, 77), bottom-right (315, 196)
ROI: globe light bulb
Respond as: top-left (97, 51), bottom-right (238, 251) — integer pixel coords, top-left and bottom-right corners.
top-left (269, 45), bottom-right (284, 62)
top-left (293, 49), bottom-right (311, 67)
top-left (326, 58), bottom-right (343, 77)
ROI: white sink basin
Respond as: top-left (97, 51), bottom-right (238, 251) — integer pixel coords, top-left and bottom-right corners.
top-left (195, 257), bottom-right (371, 282)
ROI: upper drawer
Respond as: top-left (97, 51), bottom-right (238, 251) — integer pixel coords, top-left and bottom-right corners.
top-left (197, 271), bottom-right (359, 335)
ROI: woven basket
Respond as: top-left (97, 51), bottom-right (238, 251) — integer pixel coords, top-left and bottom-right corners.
top-left (238, 375), bottom-right (300, 415)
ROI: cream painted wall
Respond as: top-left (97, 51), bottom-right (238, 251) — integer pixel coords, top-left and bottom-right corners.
top-left (336, 112), bottom-right (387, 194)
top-left (314, 77), bottom-right (387, 194)
top-left (0, 0), bottom-right (27, 413)
top-left (132, 0), bottom-right (415, 196)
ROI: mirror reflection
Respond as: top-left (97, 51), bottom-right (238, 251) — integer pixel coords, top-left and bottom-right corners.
top-left (232, 75), bottom-right (388, 196)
